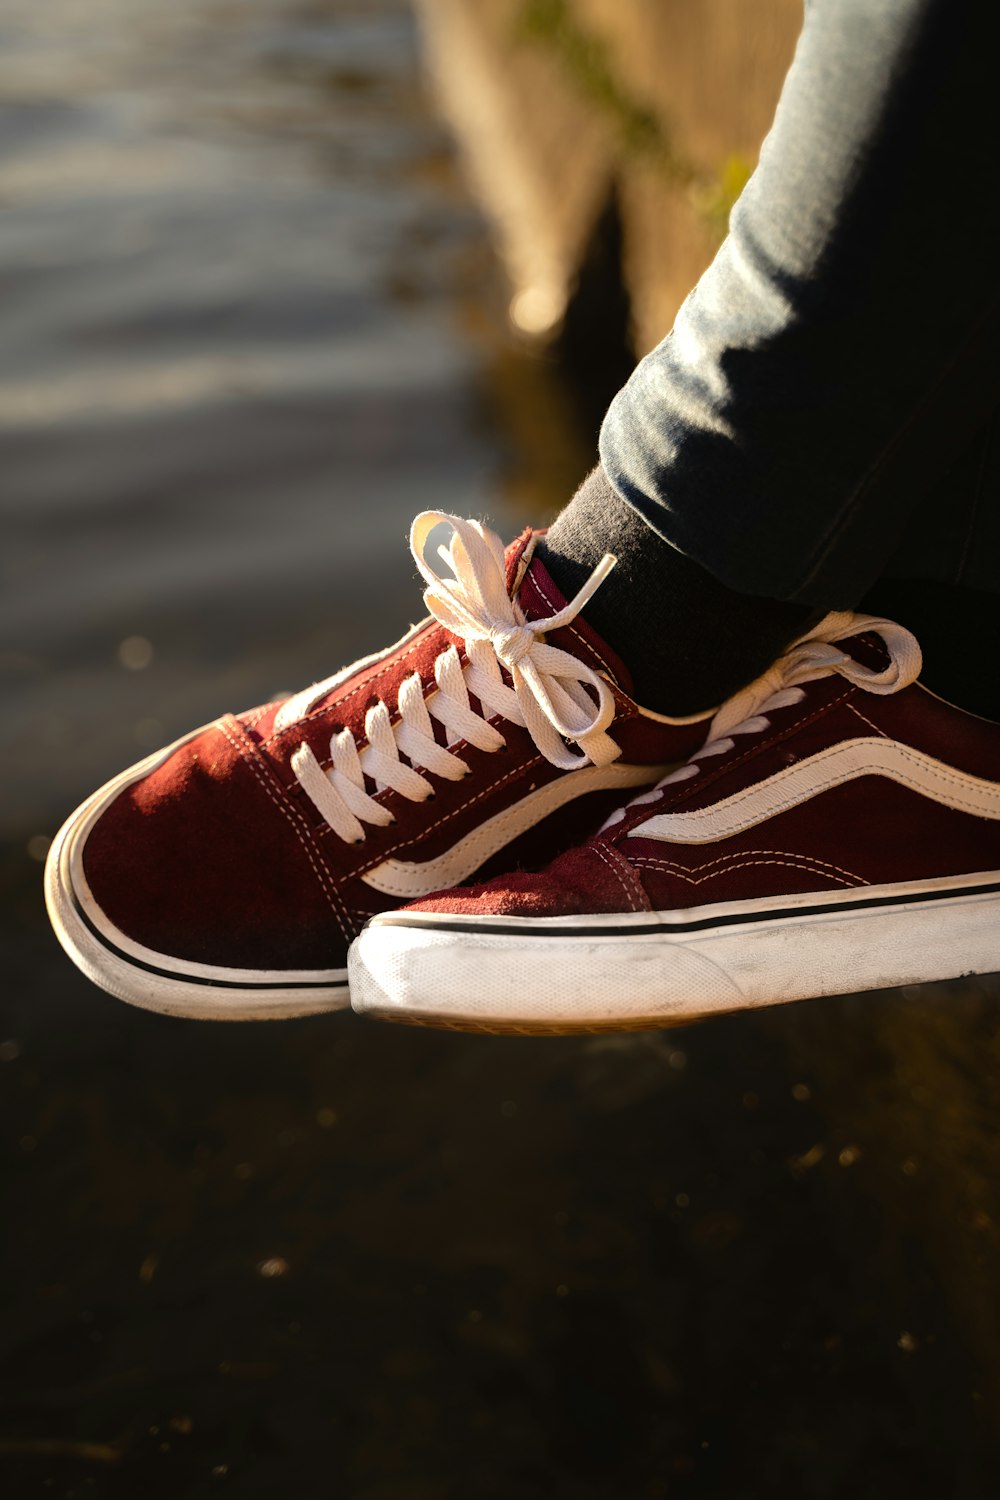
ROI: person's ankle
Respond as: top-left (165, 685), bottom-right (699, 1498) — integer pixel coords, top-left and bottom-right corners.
top-left (538, 464), bottom-right (821, 714)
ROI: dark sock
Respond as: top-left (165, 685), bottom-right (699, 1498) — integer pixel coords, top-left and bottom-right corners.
top-left (860, 578), bottom-right (1000, 721)
top-left (537, 464), bottom-right (821, 714)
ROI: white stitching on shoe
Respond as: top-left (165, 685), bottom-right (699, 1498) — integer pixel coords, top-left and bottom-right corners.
top-left (337, 755), bottom-right (545, 876)
top-left (629, 850), bottom-right (863, 887)
top-left (603, 688), bottom-right (855, 842)
top-left (218, 718), bottom-right (353, 942)
top-left (529, 569), bottom-right (620, 684)
top-left (631, 847), bottom-right (864, 879)
top-left (604, 613), bottom-right (921, 839)
top-left (289, 513), bottom-right (623, 845)
top-left (263, 632), bottom-right (431, 749)
top-left (592, 841), bottom-right (648, 913)
top-left (632, 737), bottom-right (1000, 846)
top-left (358, 762), bottom-right (667, 899)
top-left (846, 702), bottom-right (888, 736)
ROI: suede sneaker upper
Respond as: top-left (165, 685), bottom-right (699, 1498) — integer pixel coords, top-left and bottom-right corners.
top-left (349, 612), bottom-right (1000, 1032)
top-left (45, 512), bottom-right (710, 1019)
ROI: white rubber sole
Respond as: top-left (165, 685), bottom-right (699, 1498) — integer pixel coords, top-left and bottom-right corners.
top-left (347, 872), bottom-right (1000, 1034)
top-left (44, 725), bottom-right (351, 1021)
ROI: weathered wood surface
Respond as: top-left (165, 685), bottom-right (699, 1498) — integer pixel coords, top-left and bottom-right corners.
top-left (418, 0), bottom-right (800, 352)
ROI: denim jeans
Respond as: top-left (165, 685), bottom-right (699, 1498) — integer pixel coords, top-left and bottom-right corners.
top-left (599, 0), bottom-right (999, 609)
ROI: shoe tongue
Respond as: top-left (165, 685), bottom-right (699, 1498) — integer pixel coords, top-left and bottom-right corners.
top-left (504, 526), bottom-right (536, 592)
top-left (514, 544), bottom-right (634, 695)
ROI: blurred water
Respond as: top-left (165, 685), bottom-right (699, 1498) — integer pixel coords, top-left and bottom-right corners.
top-left (1, 0), bottom-right (499, 843)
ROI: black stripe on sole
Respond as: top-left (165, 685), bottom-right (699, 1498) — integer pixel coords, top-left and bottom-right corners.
top-left (370, 877), bottom-right (1000, 941)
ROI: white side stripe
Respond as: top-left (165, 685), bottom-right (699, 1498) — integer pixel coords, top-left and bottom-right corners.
top-left (631, 737), bottom-right (1000, 846)
top-left (361, 761), bottom-right (671, 898)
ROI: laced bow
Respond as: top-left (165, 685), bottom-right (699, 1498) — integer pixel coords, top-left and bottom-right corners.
top-left (604, 610), bottom-right (922, 830)
top-left (286, 511), bottom-right (621, 844)
top-left (411, 512), bottom-right (619, 769)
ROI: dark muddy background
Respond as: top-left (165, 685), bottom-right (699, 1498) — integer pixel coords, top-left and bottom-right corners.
top-left (2, 2), bottom-right (998, 1495)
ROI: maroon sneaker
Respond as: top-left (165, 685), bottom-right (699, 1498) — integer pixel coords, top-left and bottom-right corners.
top-left (45, 513), bottom-right (711, 1019)
top-left (349, 612), bottom-right (1000, 1033)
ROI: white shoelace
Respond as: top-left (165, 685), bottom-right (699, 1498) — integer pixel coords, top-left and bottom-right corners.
top-left (602, 610), bottom-right (923, 831)
top-left (283, 512), bottom-right (622, 844)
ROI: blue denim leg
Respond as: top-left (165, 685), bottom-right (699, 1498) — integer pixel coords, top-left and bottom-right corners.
top-left (599, 0), bottom-right (999, 608)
